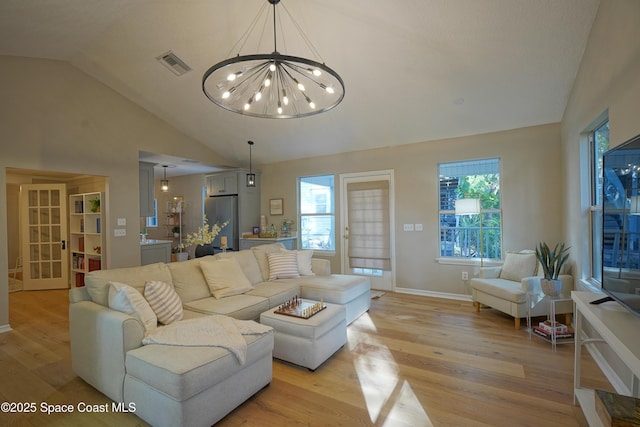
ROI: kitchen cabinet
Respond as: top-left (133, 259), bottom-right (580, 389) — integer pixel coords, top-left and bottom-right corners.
top-left (140, 240), bottom-right (172, 265)
top-left (139, 161), bottom-right (155, 217)
top-left (206, 172), bottom-right (238, 196)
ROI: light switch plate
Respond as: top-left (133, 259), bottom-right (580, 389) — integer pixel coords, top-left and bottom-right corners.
top-left (117, 218), bottom-right (126, 226)
top-left (403, 224), bottom-right (414, 231)
top-left (114, 228), bottom-right (126, 237)
top-left (414, 223), bottom-right (423, 231)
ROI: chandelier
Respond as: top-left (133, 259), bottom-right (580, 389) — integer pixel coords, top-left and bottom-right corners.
top-left (202, 0), bottom-right (345, 119)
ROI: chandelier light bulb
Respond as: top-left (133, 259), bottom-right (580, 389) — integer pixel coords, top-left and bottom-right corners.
top-left (313, 69), bottom-right (321, 76)
top-left (255, 92), bottom-right (262, 101)
top-left (227, 73), bottom-right (236, 81)
top-left (222, 91), bottom-right (231, 99)
top-left (326, 86), bottom-right (335, 94)
top-left (244, 103), bottom-right (250, 110)
top-left (264, 77), bottom-right (271, 87)
top-left (269, 63), bottom-right (276, 72)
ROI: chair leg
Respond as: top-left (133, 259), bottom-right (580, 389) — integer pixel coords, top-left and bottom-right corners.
top-left (514, 317), bottom-right (520, 329)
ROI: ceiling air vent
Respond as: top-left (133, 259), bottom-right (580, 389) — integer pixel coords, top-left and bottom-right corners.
top-left (156, 51), bottom-right (192, 76)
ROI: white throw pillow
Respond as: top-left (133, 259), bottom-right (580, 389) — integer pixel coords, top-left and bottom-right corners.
top-left (281, 248), bottom-right (314, 276)
top-left (108, 281), bottom-right (157, 332)
top-left (268, 251), bottom-right (300, 280)
top-left (200, 257), bottom-right (254, 299)
top-left (499, 251), bottom-right (538, 281)
top-left (144, 280), bottom-right (183, 325)
top-left (251, 243), bottom-right (286, 281)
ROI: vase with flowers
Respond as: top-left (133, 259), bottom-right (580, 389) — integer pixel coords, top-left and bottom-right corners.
top-left (184, 215), bottom-right (229, 258)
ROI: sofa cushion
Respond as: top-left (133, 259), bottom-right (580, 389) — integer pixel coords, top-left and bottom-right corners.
top-left (86, 262), bottom-right (173, 307)
top-left (215, 250), bottom-right (263, 285)
top-left (125, 331), bottom-right (273, 402)
top-left (108, 282), bottom-right (157, 332)
top-left (280, 249), bottom-right (314, 276)
top-left (470, 278), bottom-right (528, 303)
top-left (200, 257), bottom-right (254, 299)
top-left (268, 252), bottom-right (300, 280)
top-left (293, 274), bottom-right (371, 305)
top-left (246, 281), bottom-right (300, 307)
top-left (251, 243), bottom-right (286, 281)
top-left (499, 251), bottom-right (537, 282)
top-left (144, 280), bottom-right (183, 325)
top-left (167, 258), bottom-right (211, 303)
top-left (183, 295), bottom-right (270, 320)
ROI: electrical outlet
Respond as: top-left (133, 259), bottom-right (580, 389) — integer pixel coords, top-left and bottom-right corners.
top-left (114, 228), bottom-right (126, 237)
top-left (403, 224), bottom-right (414, 231)
top-left (462, 271), bottom-right (469, 281)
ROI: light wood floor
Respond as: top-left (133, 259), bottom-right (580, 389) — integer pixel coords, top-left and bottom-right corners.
top-left (0, 290), bottom-right (611, 426)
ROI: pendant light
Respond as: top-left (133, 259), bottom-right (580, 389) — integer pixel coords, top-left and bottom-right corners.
top-left (246, 141), bottom-right (256, 187)
top-left (202, 0), bottom-right (344, 119)
top-left (161, 165), bottom-right (169, 192)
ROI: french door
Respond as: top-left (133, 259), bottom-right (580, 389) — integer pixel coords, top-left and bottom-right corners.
top-left (19, 184), bottom-right (69, 290)
top-left (340, 170), bottom-right (395, 291)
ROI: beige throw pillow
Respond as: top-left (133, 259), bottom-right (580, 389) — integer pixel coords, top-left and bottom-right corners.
top-left (144, 280), bottom-right (183, 325)
top-left (108, 281), bottom-right (157, 332)
top-left (281, 248), bottom-right (314, 276)
top-left (499, 251), bottom-right (538, 281)
top-left (200, 257), bottom-right (254, 299)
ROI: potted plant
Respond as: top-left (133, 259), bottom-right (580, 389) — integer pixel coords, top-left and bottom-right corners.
top-left (171, 226), bottom-right (181, 238)
top-left (184, 215), bottom-right (229, 258)
top-left (535, 241), bottom-right (570, 296)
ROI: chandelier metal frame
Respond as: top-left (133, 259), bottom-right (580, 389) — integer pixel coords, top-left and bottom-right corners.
top-left (202, 0), bottom-right (345, 119)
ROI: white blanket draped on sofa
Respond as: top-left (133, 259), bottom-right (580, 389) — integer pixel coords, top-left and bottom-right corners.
top-left (142, 315), bottom-right (273, 364)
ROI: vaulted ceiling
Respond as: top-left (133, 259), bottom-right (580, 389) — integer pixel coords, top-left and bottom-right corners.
top-left (0, 0), bottom-right (600, 168)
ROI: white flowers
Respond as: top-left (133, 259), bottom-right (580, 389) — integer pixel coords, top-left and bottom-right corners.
top-left (184, 215), bottom-right (229, 247)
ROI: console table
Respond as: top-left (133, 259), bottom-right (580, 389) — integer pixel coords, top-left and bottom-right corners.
top-left (572, 291), bottom-right (640, 426)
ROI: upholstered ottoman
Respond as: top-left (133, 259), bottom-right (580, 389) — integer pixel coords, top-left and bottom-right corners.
top-left (260, 301), bottom-right (346, 371)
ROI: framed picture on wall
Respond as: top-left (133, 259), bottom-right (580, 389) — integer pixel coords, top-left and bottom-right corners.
top-left (270, 198), bottom-right (283, 215)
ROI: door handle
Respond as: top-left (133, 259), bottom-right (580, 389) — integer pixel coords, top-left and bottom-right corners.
top-left (61, 240), bottom-right (66, 250)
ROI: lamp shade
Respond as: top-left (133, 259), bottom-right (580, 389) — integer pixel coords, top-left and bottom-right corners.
top-left (455, 198), bottom-right (480, 215)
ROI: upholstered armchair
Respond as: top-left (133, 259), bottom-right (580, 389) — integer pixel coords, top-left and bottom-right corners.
top-left (469, 250), bottom-right (573, 329)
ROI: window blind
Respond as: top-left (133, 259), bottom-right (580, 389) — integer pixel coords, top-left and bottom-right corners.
top-left (347, 180), bottom-right (391, 270)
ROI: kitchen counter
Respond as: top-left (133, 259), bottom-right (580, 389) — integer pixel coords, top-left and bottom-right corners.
top-left (140, 239), bottom-right (172, 264)
top-left (140, 239), bottom-right (173, 246)
top-left (239, 236), bottom-right (297, 250)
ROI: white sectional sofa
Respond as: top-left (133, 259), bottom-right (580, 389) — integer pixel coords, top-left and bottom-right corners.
top-left (69, 243), bottom-right (370, 427)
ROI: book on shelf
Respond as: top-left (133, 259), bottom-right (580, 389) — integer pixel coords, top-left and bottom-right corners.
top-left (538, 320), bottom-right (569, 333)
top-left (78, 236), bottom-right (84, 252)
top-left (532, 326), bottom-right (574, 339)
top-left (75, 273), bottom-right (85, 287)
top-left (88, 258), bottom-right (101, 272)
top-left (74, 200), bottom-right (83, 213)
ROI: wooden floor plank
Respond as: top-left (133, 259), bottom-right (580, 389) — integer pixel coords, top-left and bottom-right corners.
top-left (0, 289), bottom-right (611, 426)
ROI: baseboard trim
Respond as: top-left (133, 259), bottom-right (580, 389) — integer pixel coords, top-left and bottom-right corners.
top-left (0, 324), bottom-right (13, 334)
top-left (395, 287), bottom-right (472, 302)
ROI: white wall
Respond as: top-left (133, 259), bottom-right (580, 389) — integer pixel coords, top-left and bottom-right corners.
top-left (0, 56), bottom-right (229, 331)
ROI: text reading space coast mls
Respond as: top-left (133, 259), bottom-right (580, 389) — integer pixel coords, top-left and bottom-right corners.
top-left (1, 401), bottom-right (136, 414)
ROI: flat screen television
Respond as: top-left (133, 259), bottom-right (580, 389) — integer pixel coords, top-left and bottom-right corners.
top-left (599, 132), bottom-right (640, 317)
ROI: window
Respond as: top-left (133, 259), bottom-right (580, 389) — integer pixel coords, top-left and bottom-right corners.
top-left (299, 175), bottom-right (335, 251)
top-left (439, 159), bottom-right (501, 260)
top-left (590, 120), bottom-right (609, 283)
top-left (145, 199), bottom-right (158, 228)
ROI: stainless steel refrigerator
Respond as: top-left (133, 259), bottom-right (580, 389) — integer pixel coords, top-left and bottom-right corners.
top-left (204, 195), bottom-right (239, 251)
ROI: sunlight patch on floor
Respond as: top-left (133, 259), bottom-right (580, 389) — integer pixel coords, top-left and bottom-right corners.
top-left (349, 313), bottom-right (433, 426)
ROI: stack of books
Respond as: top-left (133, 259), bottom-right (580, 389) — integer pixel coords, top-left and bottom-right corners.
top-left (532, 320), bottom-right (574, 340)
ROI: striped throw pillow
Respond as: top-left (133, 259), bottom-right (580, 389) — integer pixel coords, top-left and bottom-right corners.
top-left (144, 280), bottom-right (183, 325)
top-left (267, 251), bottom-right (300, 280)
